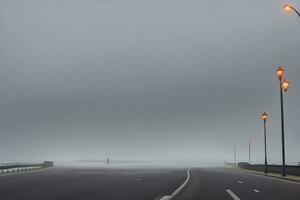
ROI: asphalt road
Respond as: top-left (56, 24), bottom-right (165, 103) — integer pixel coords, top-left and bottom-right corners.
top-left (0, 166), bottom-right (186, 200)
top-left (1, 167), bottom-right (300, 200)
top-left (174, 168), bottom-right (300, 200)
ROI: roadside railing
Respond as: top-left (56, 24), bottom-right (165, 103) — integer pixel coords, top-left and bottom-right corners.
top-left (0, 161), bottom-right (53, 174)
top-left (238, 162), bottom-right (300, 176)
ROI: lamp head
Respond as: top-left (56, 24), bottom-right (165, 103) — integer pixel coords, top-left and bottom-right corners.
top-left (261, 112), bottom-right (268, 121)
top-left (276, 66), bottom-right (284, 80)
top-left (282, 79), bottom-right (290, 92)
top-left (283, 4), bottom-right (294, 14)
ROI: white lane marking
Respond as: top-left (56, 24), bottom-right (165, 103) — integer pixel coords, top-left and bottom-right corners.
top-left (253, 189), bottom-right (260, 193)
top-left (158, 169), bottom-right (190, 200)
top-left (238, 181), bottom-right (243, 184)
top-left (159, 196), bottom-right (171, 200)
top-left (226, 189), bottom-right (241, 200)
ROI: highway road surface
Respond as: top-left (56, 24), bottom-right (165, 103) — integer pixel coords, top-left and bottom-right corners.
top-left (0, 166), bottom-right (186, 200)
top-left (1, 166), bottom-right (300, 200)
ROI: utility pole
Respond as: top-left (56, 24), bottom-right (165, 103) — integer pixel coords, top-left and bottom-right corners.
top-left (248, 139), bottom-right (254, 164)
top-left (249, 142), bottom-right (251, 164)
top-left (262, 112), bottom-right (269, 174)
top-left (234, 145), bottom-right (236, 167)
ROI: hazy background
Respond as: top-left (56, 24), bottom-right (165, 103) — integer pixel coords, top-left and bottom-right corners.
top-left (0, 0), bottom-right (299, 165)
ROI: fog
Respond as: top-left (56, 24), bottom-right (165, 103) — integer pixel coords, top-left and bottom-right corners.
top-left (0, 0), bottom-right (299, 165)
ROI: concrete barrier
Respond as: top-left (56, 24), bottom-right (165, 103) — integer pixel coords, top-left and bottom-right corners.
top-left (42, 161), bottom-right (54, 167)
top-left (238, 162), bottom-right (300, 176)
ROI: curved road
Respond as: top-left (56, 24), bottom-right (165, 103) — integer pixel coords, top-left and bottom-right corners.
top-left (174, 168), bottom-right (300, 200)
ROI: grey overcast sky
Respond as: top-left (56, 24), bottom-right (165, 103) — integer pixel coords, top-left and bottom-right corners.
top-left (0, 0), bottom-right (299, 164)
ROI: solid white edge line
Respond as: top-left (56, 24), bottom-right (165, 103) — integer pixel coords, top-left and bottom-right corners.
top-left (226, 189), bottom-right (241, 200)
top-left (158, 169), bottom-right (190, 200)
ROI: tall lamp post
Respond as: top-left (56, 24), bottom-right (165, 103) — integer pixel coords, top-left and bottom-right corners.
top-left (276, 66), bottom-right (290, 176)
top-left (261, 112), bottom-right (268, 174)
top-left (234, 145), bottom-right (237, 167)
top-left (283, 4), bottom-right (300, 17)
top-left (248, 139), bottom-right (254, 165)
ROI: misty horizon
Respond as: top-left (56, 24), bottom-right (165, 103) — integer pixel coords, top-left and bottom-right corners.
top-left (0, 0), bottom-right (299, 165)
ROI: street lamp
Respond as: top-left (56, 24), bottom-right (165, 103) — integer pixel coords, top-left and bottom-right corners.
top-left (261, 112), bottom-right (268, 174)
top-left (276, 66), bottom-right (290, 176)
top-left (283, 4), bottom-right (300, 17)
top-left (248, 139), bottom-right (254, 165)
top-left (282, 80), bottom-right (290, 92)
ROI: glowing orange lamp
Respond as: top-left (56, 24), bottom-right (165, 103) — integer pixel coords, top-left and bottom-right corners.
top-left (282, 3), bottom-right (300, 17)
top-left (282, 80), bottom-right (290, 92)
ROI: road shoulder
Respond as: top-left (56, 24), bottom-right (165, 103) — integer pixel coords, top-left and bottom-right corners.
top-left (238, 168), bottom-right (300, 184)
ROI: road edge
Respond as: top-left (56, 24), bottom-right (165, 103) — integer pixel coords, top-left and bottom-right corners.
top-left (238, 168), bottom-right (300, 184)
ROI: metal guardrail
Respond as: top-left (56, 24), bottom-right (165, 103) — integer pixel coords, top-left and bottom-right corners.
top-left (0, 161), bottom-right (54, 172)
top-left (0, 163), bottom-right (44, 170)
